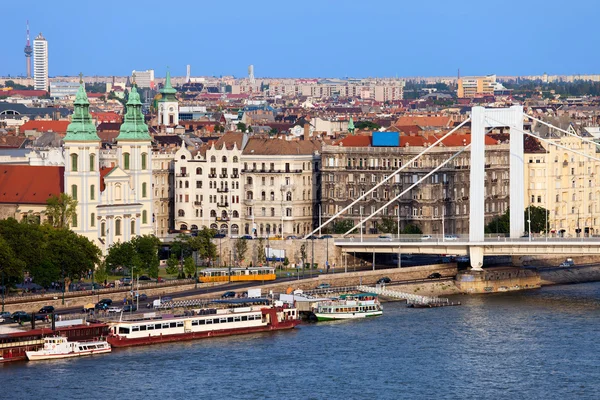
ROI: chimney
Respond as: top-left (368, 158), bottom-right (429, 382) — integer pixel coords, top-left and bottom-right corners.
top-left (303, 123), bottom-right (310, 141)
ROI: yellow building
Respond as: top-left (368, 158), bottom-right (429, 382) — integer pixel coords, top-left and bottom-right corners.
top-left (457, 75), bottom-right (497, 98)
top-left (524, 126), bottom-right (600, 237)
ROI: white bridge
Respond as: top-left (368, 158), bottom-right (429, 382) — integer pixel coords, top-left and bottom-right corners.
top-left (306, 106), bottom-right (600, 270)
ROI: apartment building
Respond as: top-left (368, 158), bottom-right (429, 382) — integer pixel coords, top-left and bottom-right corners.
top-left (457, 75), bottom-right (497, 98)
top-left (152, 151), bottom-right (175, 238)
top-left (321, 132), bottom-right (509, 235)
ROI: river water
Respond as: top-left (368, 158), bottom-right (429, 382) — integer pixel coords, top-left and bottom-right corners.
top-left (1, 282), bottom-right (599, 400)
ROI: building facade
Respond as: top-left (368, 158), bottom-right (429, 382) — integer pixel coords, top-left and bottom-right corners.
top-left (152, 150), bottom-right (175, 239)
top-left (33, 33), bottom-right (48, 91)
top-left (158, 71), bottom-right (179, 128)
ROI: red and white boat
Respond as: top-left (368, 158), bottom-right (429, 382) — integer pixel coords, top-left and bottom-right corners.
top-left (107, 305), bottom-right (299, 347)
top-left (26, 336), bottom-right (111, 361)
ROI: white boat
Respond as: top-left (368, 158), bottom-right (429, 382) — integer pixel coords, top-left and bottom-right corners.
top-left (26, 336), bottom-right (111, 361)
top-left (313, 293), bottom-right (383, 321)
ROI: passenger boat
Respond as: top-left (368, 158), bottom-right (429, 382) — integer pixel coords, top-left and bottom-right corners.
top-left (0, 322), bottom-right (110, 363)
top-left (25, 336), bottom-right (111, 361)
top-left (107, 305), bottom-right (299, 348)
top-left (313, 293), bottom-right (383, 321)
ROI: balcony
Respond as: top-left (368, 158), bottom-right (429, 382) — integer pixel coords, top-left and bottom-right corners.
top-left (217, 202), bottom-right (229, 208)
top-left (217, 188), bottom-right (229, 193)
top-left (216, 217), bottom-right (230, 222)
top-left (280, 184), bottom-right (295, 191)
top-left (208, 173), bottom-right (217, 178)
top-left (491, 178), bottom-right (498, 183)
top-left (244, 199), bottom-right (254, 205)
top-left (462, 196), bottom-right (469, 200)
top-left (176, 173), bottom-right (189, 177)
top-left (219, 173), bottom-right (228, 178)
top-left (194, 201), bottom-right (202, 206)
top-left (231, 174), bottom-right (239, 179)
top-left (244, 184), bottom-right (253, 191)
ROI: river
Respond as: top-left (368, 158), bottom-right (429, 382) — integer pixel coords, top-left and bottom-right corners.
top-left (1, 282), bottom-right (599, 399)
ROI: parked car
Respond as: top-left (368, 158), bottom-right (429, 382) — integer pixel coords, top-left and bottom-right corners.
top-left (560, 258), bottom-right (575, 268)
top-left (137, 293), bottom-right (148, 301)
top-left (98, 298), bottom-right (113, 306)
top-left (34, 314), bottom-right (49, 322)
top-left (82, 303), bottom-right (95, 312)
top-left (157, 277), bottom-right (166, 283)
top-left (319, 235), bottom-right (333, 239)
top-left (306, 235), bottom-right (319, 240)
top-left (444, 235), bottom-right (459, 241)
top-left (221, 291), bottom-right (236, 298)
top-left (122, 277), bottom-right (132, 286)
top-left (213, 233), bottom-right (227, 239)
top-left (123, 304), bottom-right (137, 312)
top-left (12, 311), bottom-right (30, 323)
top-left (241, 235), bottom-right (253, 240)
top-left (378, 235), bottom-right (393, 241)
top-left (139, 275), bottom-right (152, 281)
top-left (421, 235), bottom-right (433, 240)
top-left (377, 277), bottom-right (391, 284)
top-left (0, 311), bottom-right (11, 319)
top-left (107, 306), bottom-right (122, 313)
top-left (95, 302), bottom-right (109, 311)
top-left (317, 283), bottom-right (331, 289)
top-left (38, 306), bottom-right (55, 314)
top-left (428, 272), bottom-right (442, 279)
top-left (285, 235), bottom-right (299, 240)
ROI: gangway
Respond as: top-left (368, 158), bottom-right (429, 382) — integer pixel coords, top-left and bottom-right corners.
top-left (357, 285), bottom-right (453, 307)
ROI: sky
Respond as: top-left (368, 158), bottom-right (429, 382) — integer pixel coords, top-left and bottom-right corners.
top-left (2, 0), bottom-right (599, 79)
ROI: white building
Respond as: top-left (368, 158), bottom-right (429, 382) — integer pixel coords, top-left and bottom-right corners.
top-left (50, 81), bottom-right (80, 98)
top-left (33, 33), bottom-right (48, 91)
top-left (132, 69), bottom-right (154, 89)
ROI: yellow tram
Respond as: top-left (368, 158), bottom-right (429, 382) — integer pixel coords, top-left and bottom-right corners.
top-left (198, 267), bottom-right (277, 283)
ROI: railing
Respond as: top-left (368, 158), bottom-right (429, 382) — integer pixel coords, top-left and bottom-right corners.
top-left (357, 285), bottom-right (448, 305)
top-left (208, 173), bottom-right (217, 178)
top-left (176, 173), bottom-right (189, 177)
top-left (217, 188), bottom-right (229, 193)
top-left (194, 201), bottom-right (202, 206)
top-left (217, 202), bottom-right (229, 207)
top-left (219, 174), bottom-right (228, 178)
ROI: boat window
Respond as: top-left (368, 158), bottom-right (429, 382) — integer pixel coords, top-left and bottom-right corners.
top-left (118, 327), bottom-right (130, 334)
top-left (170, 322), bottom-right (177, 328)
top-left (213, 318), bottom-right (220, 324)
top-left (241, 316), bottom-right (248, 321)
top-left (206, 319), bottom-right (212, 324)
top-left (132, 326), bottom-right (140, 332)
top-left (234, 316), bottom-right (241, 322)
top-left (147, 324), bottom-right (154, 330)
top-left (176, 322), bottom-right (184, 327)
top-left (191, 320), bottom-right (198, 326)
top-left (162, 323), bottom-right (169, 329)
top-left (140, 325), bottom-right (147, 331)
top-left (220, 318), bottom-right (227, 323)
top-left (227, 317), bottom-right (233, 323)
top-left (155, 324), bottom-right (162, 330)
top-left (198, 319), bottom-right (205, 325)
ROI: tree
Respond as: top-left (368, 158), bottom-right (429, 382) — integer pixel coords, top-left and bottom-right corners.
top-left (183, 257), bottom-right (196, 277)
top-left (165, 256), bottom-right (180, 275)
top-left (332, 219), bottom-right (355, 234)
top-left (526, 205), bottom-right (549, 233)
top-left (45, 193), bottom-right (78, 228)
top-left (0, 235), bottom-right (26, 282)
top-left (234, 237), bottom-right (248, 265)
top-left (377, 217), bottom-right (398, 234)
top-left (256, 238), bottom-right (266, 265)
top-left (300, 244), bottom-right (307, 268)
top-left (237, 122), bottom-right (247, 132)
top-left (46, 228), bottom-right (101, 283)
top-left (485, 209), bottom-right (510, 234)
top-left (94, 262), bottom-right (109, 285)
top-left (403, 224), bottom-right (422, 234)
top-left (355, 121), bottom-right (381, 131)
top-left (131, 235), bottom-right (161, 278)
top-left (187, 227), bottom-right (216, 267)
top-left (105, 241), bottom-right (141, 276)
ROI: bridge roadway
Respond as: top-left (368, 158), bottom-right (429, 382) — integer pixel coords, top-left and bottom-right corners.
top-left (335, 236), bottom-right (600, 270)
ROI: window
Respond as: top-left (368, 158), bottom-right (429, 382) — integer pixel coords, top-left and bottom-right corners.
top-left (71, 184), bottom-right (78, 200)
top-left (90, 184), bottom-right (95, 200)
top-left (123, 153), bottom-right (130, 170)
top-left (178, 210), bottom-right (185, 217)
top-left (71, 154), bottom-right (78, 171)
top-left (233, 156), bottom-right (238, 163)
top-left (115, 219), bottom-right (121, 236)
top-left (211, 156), bottom-right (216, 162)
top-left (286, 192), bottom-right (292, 201)
top-left (131, 220), bottom-right (135, 235)
top-left (101, 222), bottom-right (106, 236)
top-left (142, 182), bottom-right (147, 198)
top-left (222, 156), bottom-right (227, 162)
top-left (142, 210), bottom-right (147, 224)
top-left (196, 167), bottom-right (202, 175)
top-left (89, 154), bottom-right (95, 171)
top-left (72, 213), bottom-right (77, 228)
top-left (141, 153), bottom-right (147, 170)
top-left (91, 213), bottom-right (95, 227)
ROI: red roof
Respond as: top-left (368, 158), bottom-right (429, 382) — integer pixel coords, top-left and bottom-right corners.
top-left (92, 112), bottom-right (122, 123)
top-left (394, 116), bottom-right (452, 128)
top-left (20, 120), bottom-right (70, 135)
top-left (0, 90), bottom-right (48, 97)
top-left (99, 166), bottom-right (114, 192)
top-left (334, 135), bottom-right (372, 147)
top-left (0, 166), bottom-right (64, 204)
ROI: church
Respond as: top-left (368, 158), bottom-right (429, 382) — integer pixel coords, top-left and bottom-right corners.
top-left (63, 79), bottom-right (154, 253)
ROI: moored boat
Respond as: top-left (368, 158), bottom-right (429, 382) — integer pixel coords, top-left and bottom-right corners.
top-left (26, 336), bottom-right (111, 361)
top-left (313, 293), bottom-right (383, 321)
top-left (107, 305), bottom-right (299, 348)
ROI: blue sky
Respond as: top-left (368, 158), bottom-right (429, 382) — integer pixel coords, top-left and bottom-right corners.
top-left (2, 0), bottom-right (598, 79)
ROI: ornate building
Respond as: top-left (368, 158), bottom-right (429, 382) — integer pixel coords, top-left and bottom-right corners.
top-left (157, 70), bottom-right (179, 128)
top-left (64, 81), bottom-right (153, 252)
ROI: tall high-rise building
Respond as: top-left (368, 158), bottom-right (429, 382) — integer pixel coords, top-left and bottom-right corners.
top-left (24, 21), bottom-right (32, 79)
top-left (131, 69), bottom-right (154, 89)
top-left (248, 64), bottom-right (255, 84)
top-left (33, 33), bottom-right (48, 91)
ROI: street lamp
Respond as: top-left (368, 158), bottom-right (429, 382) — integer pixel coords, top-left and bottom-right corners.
top-left (1, 270), bottom-right (5, 313)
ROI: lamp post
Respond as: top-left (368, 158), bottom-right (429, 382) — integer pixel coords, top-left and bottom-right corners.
top-left (1, 270), bottom-right (5, 313)
top-left (396, 203), bottom-right (400, 238)
top-left (61, 267), bottom-right (65, 306)
top-left (528, 205), bottom-right (532, 242)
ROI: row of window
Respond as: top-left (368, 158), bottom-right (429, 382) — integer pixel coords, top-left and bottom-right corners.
top-left (121, 313), bottom-right (262, 334)
top-left (70, 182), bottom-right (148, 200)
top-left (70, 153), bottom-right (148, 172)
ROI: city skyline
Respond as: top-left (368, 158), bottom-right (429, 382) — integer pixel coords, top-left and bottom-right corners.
top-left (2, 0), bottom-right (598, 79)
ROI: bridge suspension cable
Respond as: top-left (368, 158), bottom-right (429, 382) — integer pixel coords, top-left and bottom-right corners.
top-left (303, 117), bottom-right (472, 239)
top-left (526, 114), bottom-right (600, 149)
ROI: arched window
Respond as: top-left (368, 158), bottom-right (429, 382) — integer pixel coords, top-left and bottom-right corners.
top-left (286, 208), bottom-right (292, 216)
top-left (231, 224), bottom-right (239, 235)
top-left (101, 222), bottom-right (106, 236)
top-left (247, 191), bottom-right (253, 200)
top-left (123, 153), bottom-right (130, 170)
top-left (141, 153), bottom-right (148, 170)
top-left (222, 210), bottom-right (228, 219)
top-left (181, 155), bottom-right (186, 160)
top-left (71, 184), bottom-right (78, 200)
top-left (91, 213), bottom-right (95, 227)
top-left (115, 219), bottom-right (121, 236)
top-left (211, 155), bottom-right (216, 162)
top-left (70, 154), bottom-right (78, 172)
top-left (131, 220), bottom-right (135, 235)
top-left (191, 224), bottom-right (199, 230)
top-left (89, 154), bottom-right (95, 171)
top-left (185, 181), bottom-right (189, 189)
top-left (233, 156), bottom-right (238, 163)
top-left (286, 192), bottom-right (292, 201)
top-left (142, 182), bottom-right (147, 198)
top-left (210, 210), bottom-right (217, 217)
top-left (178, 209), bottom-right (185, 217)
top-left (222, 156), bottom-right (227, 162)
top-left (233, 210), bottom-right (239, 218)
top-left (261, 191), bottom-right (266, 201)
top-left (72, 213), bottom-right (78, 227)
top-left (247, 177), bottom-right (253, 185)
top-left (90, 184), bottom-right (95, 200)
top-left (180, 224), bottom-right (188, 230)
top-left (142, 210), bottom-right (147, 224)
top-left (196, 167), bottom-right (202, 175)
top-left (270, 191), bottom-right (275, 201)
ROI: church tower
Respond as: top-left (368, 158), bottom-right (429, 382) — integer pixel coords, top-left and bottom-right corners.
top-left (63, 76), bottom-right (101, 240)
top-left (158, 69), bottom-right (178, 127)
top-left (116, 83), bottom-right (154, 237)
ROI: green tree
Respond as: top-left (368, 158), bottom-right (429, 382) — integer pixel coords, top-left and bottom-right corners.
top-left (355, 121), bottom-right (381, 131)
top-left (256, 238), bottom-right (266, 265)
top-left (237, 122), bottom-right (247, 132)
top-left (0, 235), bottom-right (26, 282)
top-left (186, 227), bottom-right (216, 267)
top-left (332, 219), bottom-right (355, 234)
top-left (105, 241), bottom-right (141, 276)
top-left (485, 209), bottom-right (510, 234)
top-left (234, 237), bottom-right (248, 265)
top-left (403, 224), bottom-right (422, 234)
top-left (377, 217), bottom-right (398, 234)
top-left (46, 228), bottom-right (101, 283)
top-left (131, 235), bottom-right (161, 278)
top-left (165, 256), bottom-right (180, 275)
top-left (526, 205), bottom-right (549, 233)
top-left (300, 244), bottom-right (307, 268)
top-left (94, 262), bottom-right (109, 285)
top-left (45, 193), bottom-right (78, 228)
top-left (183, 257), bottom-right (196, 277)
